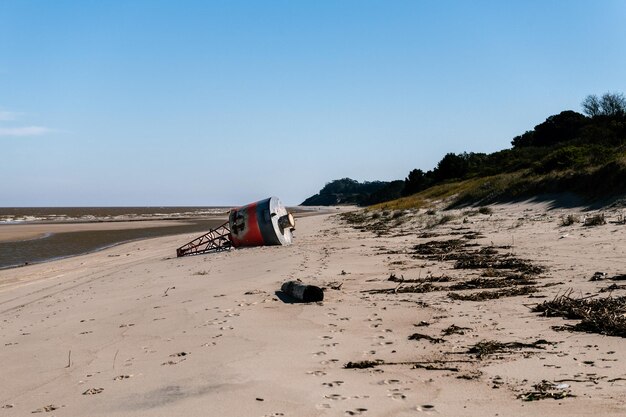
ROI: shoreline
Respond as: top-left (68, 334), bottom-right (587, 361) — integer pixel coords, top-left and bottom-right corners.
top-left (0, 218), bottom-right (227, 270)
top-left (0, 208), bottom-right (340, 271)
top-left (0, 218), bottom-right (224, 243)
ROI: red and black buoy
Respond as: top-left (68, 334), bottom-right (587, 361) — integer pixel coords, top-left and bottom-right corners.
top-left (176, 197), bottom-right (295, 257)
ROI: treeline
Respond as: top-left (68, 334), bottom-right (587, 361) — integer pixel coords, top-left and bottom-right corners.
top-left (301, 92), bottom-right (626, 207)
top-left (301, 178), bottom-right (404, 206)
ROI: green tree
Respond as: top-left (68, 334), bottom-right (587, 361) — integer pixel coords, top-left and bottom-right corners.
top-left (511, 111), bottom-right (588, 148)
top-left (403, 169), bottom-right (432, 196)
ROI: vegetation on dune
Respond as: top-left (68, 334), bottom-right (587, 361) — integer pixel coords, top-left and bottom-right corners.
top-left (302, 92), bottom-right (626, 208)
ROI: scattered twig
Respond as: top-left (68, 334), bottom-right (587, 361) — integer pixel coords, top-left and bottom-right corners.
top-left (467, 339), bottom-right (553, 359)
top-left (408, 332), bottom-right (445, 343)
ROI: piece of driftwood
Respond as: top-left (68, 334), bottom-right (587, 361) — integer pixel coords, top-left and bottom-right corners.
top-left (281, 281), bottom-right (324, 302)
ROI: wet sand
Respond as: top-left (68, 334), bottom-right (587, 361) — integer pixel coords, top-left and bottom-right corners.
top-left (1, 203), bottom-right (625, 416)
top-left (0, 220), bottom-right (209, 243)
top-left (0, 219), bottom-right (226, 269)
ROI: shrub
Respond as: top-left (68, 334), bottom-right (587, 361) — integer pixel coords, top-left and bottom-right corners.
top-left (584, 213), bottom-right (606, 226)
top-left (560, 214), bottom-right (579, 226)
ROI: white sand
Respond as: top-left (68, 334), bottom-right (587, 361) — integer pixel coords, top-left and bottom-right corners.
top-left (1, 203), bottom-right (626, 416)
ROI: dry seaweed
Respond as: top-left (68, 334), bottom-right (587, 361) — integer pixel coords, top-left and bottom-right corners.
top-left (344, 360), bottom-right (384, 369)
top-left (339, 211), bottom-right (399, 235)
top-left (408, 332), bottom-right (444, 343)
top-left (454, 254), bottom-right (544, 275)
top-left (387, 273), bottom-right (452, 283)
top-left (463, 232), bottom-right (485, 240)
top-left (413, 239), bottom-right (466, 256)
top-left (518, 380), bottom-right (575, 401)
top-left (369, 273), bottom-right (537, 296)
top-left (456, 371), bottom-right (482, 380)
top-left (412, 239), bottom-right (544, 277)
top-left (366, 283), bottom-right (439, 294)
top-left (467, 339), bottom-right (552, 359)
top-left (600, 283), bottom-right (626, 292)
top-left (340, 211), bottom-right (368, 225)
top-left (532, 292), bottom-right (626, 337)
top-left (590, 272), bottom-right (626, 281)
top-left (441, 324), bottom-right (471, 336)
top-left (413, 363), bottom-right (459, 372)
top-left (448, 276), bottom-right (536, 291)
top-left (481, 268), bottom-right (506, 277)
top-left (448, 286), bottom-right (537, 301)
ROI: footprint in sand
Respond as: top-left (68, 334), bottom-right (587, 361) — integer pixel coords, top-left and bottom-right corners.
top-left (322, 381), bottom-right (344, 388)
top-left (314, 351), bottom-right (327, 356)
top-left (307, 370), bottom-right (327, 376)
top-left (82, 388), bottom-right (104, 395)
top-left (325, 394), bottom-right (348, 401)
top-left (162, 358), bottom-right (186, 365)
top-left (378, 379), bottom-right (401, 385)
top-left (387, 389), bottom-right (407, 400)
top-left (345, 408), bottom-right (368, 415)
top-left (31, 405), bottom-right (61, 413)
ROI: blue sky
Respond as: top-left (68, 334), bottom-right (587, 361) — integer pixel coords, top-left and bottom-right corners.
top-left (1, 1), bottom-right (625, 206)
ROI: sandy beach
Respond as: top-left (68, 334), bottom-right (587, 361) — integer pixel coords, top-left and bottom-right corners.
top-left (1, 202), bottom-right (626, 416)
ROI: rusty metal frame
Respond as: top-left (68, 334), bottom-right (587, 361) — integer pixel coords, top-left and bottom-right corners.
top-left (176, 221), bottom-right (232, 257)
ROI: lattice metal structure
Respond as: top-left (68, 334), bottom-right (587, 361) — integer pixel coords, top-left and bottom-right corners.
top-left (176, 222), bottom-right (232, 257)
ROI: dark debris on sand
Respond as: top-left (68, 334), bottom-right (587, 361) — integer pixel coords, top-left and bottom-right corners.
top-left (448, 286), bottom-right (538, 301)
top-left (517, 380), bottom-right (575, 401)
top-left (467, 339), bottom-right (553, 359)
top-left (441, 324), bottom-right (471, 336)
top-left (532, 292), bottom-right (626, 337)
top-left (408, 332), bottom-right (444, 343)
top-left (344, 360), bottom-right (384, 369)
